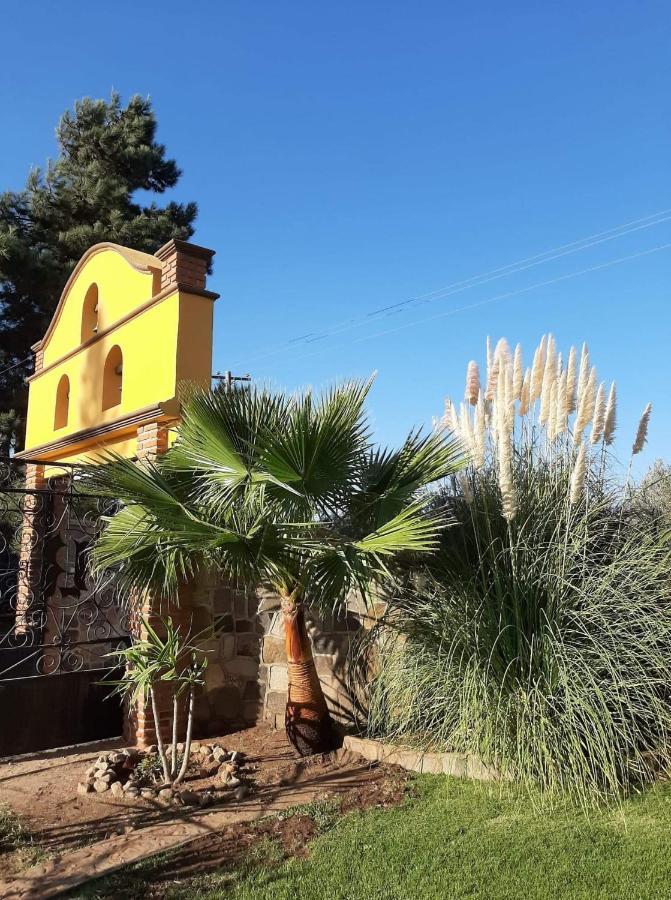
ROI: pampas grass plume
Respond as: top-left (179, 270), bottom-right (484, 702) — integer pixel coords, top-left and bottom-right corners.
top-left (632, 403), bottom-right (652, 455)
top-left (566, 346), bottom-right (577, 413)
top-left (513, 344), bottom-right (523, 400)
top-left (570, 441), bottom-right (587, 505)
top-left (590, 382), bottom-right (606, 444)
top-left (519, 368), bottom-right (531, 416)
top-left (604, 382), bottom-right (617, 445)
top-left (464, 360), bottom-right (480, 406)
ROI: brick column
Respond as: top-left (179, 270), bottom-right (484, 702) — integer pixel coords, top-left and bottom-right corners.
top-left (14, 464), bottom-right (47, 636)
top-left (154, 239), bottom-right (214, 293)
top-left (136, 421), bottom-right (170, 460)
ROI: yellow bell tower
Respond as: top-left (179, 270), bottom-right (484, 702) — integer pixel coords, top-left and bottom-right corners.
top-left (16, 238), bottom-right (218, 465)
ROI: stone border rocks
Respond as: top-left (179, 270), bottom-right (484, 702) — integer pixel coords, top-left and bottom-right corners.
top-left (343, 735), bottom-right (500, 781)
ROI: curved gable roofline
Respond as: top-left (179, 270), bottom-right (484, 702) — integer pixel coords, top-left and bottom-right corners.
top-left (34, 242), bottom-right (162, 351)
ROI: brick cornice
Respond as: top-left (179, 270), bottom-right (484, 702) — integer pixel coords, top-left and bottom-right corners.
top-left (155, 239), bottom-right (216, 262)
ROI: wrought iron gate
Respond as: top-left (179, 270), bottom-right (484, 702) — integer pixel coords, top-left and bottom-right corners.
top-left (0, 458), bottom-right (130, 755)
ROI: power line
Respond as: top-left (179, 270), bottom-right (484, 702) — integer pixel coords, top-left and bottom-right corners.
top-left (269, 241), bottom-right (671, 367)
top-left (0, 355), bottom-right (34, 381)
top-left (228, 207), bottom-right (671, 369)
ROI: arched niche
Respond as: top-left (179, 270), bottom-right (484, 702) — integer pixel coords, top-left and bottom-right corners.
top-left (81, 284), bottom-right (99, 343)
top-left (102, 345), bottom-right (123, 411)
top-left (54, 374), bottom-right (70, 430)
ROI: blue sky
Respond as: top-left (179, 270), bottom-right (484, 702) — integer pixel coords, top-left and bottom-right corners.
top-left (2, 1), bottom-right (669, 474)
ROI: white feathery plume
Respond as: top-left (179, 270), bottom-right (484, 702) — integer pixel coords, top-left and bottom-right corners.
top-left (486, 336), bottom-right (493, 379)
top-left (540, 334), bottom-right (558, 423)
top-left (547, 377), bottom-right (558, 440)
top-left (530, 334), bottom-right (547, 403)
top-left (539, 339), bottom-right (557, 426)
top-left (473, 392), bottom-right (487, 469)
top-left (519, 368), bottom-right (531, 416)
top-left (574, 365), bottom-right (597, 444)
top-left (632, 403), bottom-right (652, 455)
top-left (555, 369), bottom-right (568, 436)
top-left (495, 338), bottom-right (512, 368)
top-left (590, 382), bottom-right (606, 444)
top-left (513, 343), bottom-right (523, 400)
top-left (485, 350), bottom-right (501, 401)
top-left (604, 382), bottom-right (617, 445)
top-left (566, 346), bottom-right (577, 413)
top-left (570, 441), bottom-right (587, 505)
top-left (505, 362), bottom-right (515, 435)
top-left (575, 343), bottom-right (590, 413)
top-left (496, 375), bottom-right (516, 521)
top-left (441, 398), bottom-right (458, 433)
top-left (464, 360), bottom-right (480, 406)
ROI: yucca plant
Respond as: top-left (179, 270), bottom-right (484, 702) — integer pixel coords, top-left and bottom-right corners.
top-left (364, 335), bottom-right (671, 803)
top-left (106, 616), bottom-right (207, 786)
top-left (89, 379), bottom-right (464, 756)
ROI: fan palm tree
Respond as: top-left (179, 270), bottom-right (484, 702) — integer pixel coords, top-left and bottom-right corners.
top-left (89, 379), bottom-right (464, 756)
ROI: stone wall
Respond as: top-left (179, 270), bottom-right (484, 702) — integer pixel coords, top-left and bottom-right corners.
top-left (259, 604), bottom-right (369, 732)
top-left (188, 580), bottom-right (269, 736)
top-left (188, 581), bottom-right (372, 738)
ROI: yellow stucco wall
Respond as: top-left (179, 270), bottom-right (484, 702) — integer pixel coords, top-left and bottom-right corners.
top-left (22, 243), bottom-right (215, 461)
top-left (41, 248), bottom-right (160, 368)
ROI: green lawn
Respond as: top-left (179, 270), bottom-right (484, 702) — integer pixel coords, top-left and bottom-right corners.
top-left (73, 776), bottom-right (671, 900)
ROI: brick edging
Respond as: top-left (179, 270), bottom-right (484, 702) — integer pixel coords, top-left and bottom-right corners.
top-left (342, 735), bottom-right (500, 781)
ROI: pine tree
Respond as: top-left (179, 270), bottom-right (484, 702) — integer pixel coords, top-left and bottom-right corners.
top-left (0, 93), bottom-right (198, 450)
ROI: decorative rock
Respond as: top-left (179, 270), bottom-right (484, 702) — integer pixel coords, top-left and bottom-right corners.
top-left (180, 790), bottom-right (200, 806)
top-left (77, 782), bottom-right (92, 796)
top-left (190, 742), bottom-right (202, 753)
top-left (219, 762), bottom-right (236, 777)
top-left (110, 782), bottom-right (124, 797)
top-left (125, 787), bottom-right (140, 798)
top-left (213, 747), bottom-right (227, 761)
top-left (109, 752), bottom-right (126, 765)
top-left (199, 744), bottom-right (213, 755)
top-left (177, 742), bottom-right (185, 753)
top-left (94, 780), bottom-right (109, 793)
top-left (158, 788), bottom-right (174, 802)
top-left (141, 788), bottom-right (156, 800)
top-left (226, 775), bottom-right (242, 788)
top-left (85, 765), bottom-right (97, 777)
top-left (234, 785), bottom-right (249, 801)
top-left (98, 773), bottom-right (115, 784)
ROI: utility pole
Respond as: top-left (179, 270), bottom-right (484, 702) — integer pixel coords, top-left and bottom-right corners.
top-left (212, 371), bottom-right (252, 391)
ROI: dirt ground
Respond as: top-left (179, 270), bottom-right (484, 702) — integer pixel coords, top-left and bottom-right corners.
top-left (0, 724), bottom-right (408, 897)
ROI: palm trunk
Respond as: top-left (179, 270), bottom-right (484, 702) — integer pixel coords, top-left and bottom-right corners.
top-left (282, 595), bottom-right (340, 756)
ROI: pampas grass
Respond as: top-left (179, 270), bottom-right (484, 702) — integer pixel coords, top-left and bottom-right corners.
top-left (604, 382), bottom-right (617, 445)
top-left (464, 361), bottom-right (480, 406)
top-left (365, 335), bottom-right (664, 805)
top-left (633, 403), bottom-right (652, 455)
top-left (590, 382), bottom-right (606, 444)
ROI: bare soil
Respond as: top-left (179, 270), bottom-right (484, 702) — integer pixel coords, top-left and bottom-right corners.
top-left (0, 723), bottom-right (409, 894)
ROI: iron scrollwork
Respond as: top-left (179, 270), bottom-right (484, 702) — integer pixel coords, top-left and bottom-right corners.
top-left (0, 458), bottom-right (130, 681)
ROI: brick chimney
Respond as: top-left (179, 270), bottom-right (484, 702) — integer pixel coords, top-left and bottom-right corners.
top-left (155, 239), bottom-right (215, 293)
